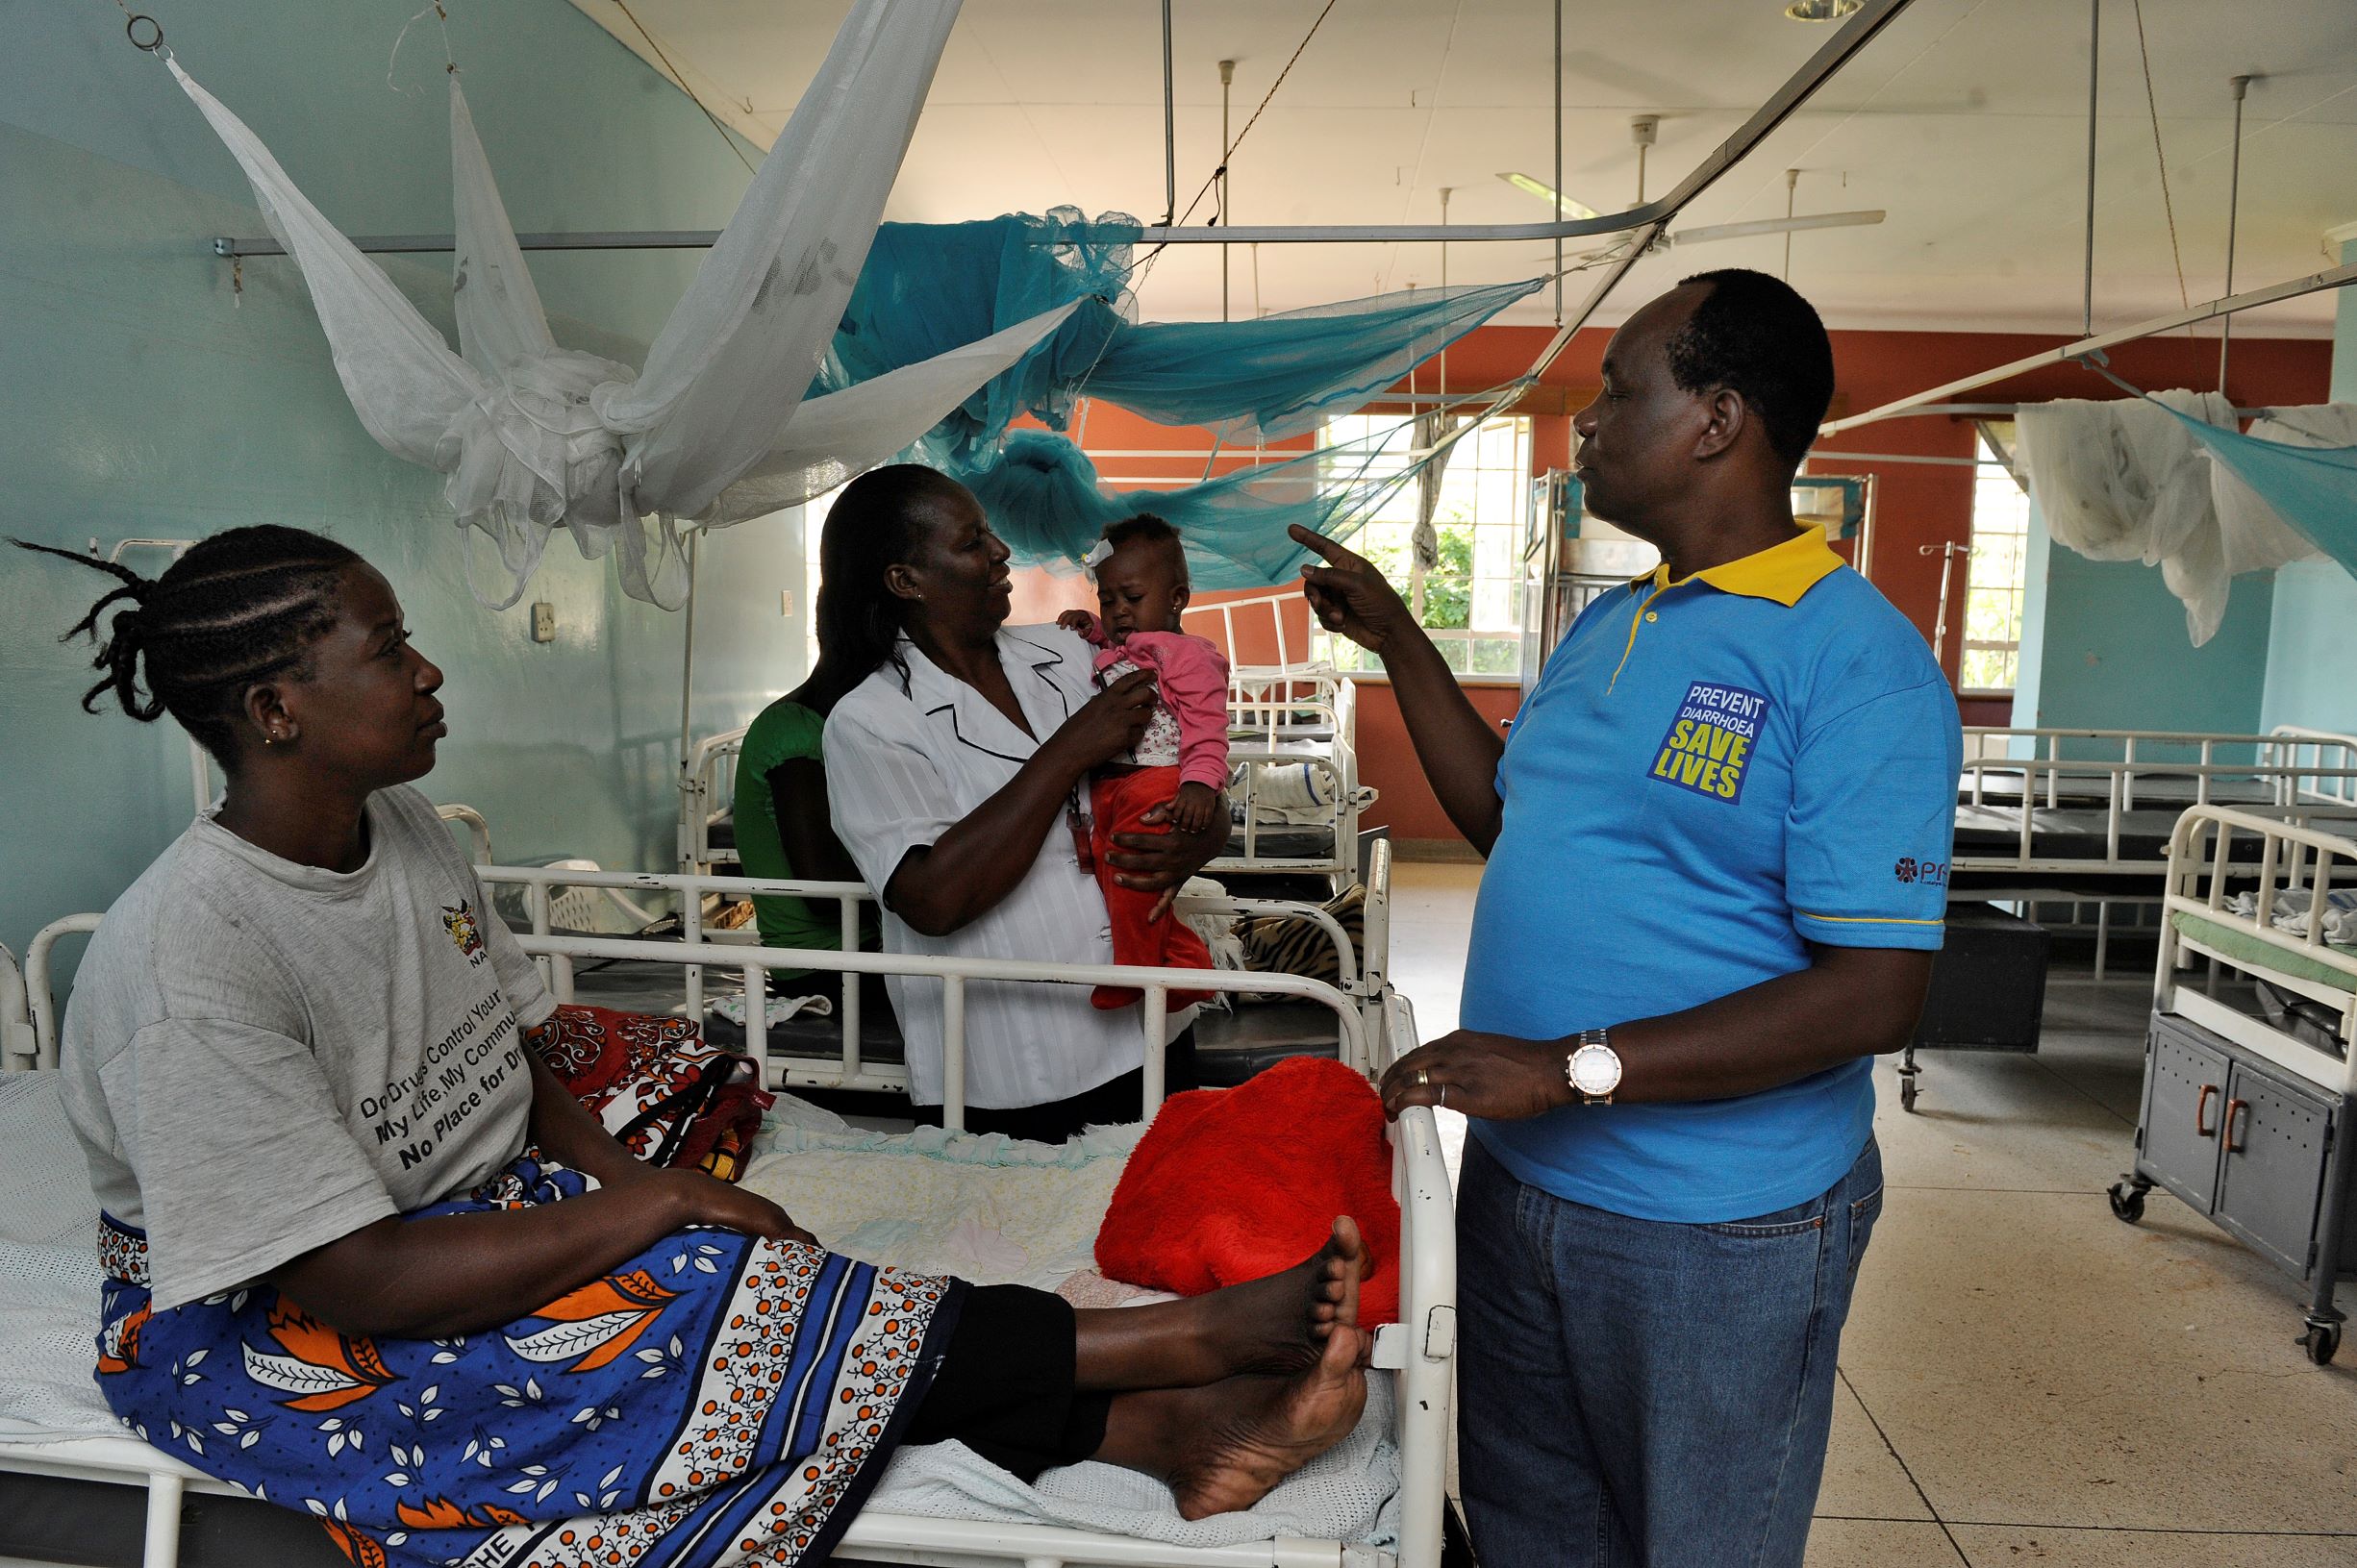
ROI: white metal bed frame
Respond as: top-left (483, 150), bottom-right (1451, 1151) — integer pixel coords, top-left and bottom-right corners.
top-left (677, 703), bottom-right (1368, 888)
top-left (2, 906), bottom-right (1451, 1568)
top-left (476, 849), bottom-right (1394, 1113)
top-left (1949, 727), bottom-right (2357, 980)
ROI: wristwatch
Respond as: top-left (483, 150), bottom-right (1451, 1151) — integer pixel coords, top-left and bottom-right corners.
top-left (1566, 1029), bottom-right (1622, 1105)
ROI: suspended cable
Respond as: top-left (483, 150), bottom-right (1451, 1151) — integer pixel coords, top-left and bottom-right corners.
top-left (613, 0), bottom-right (757, 177)
top-left (2128, 0), bottom-right (2194, 336)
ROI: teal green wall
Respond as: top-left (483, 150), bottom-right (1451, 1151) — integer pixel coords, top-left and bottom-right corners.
top-left (1, 4), bottom-right (810, 971)
top-left (2010, 499), bottom-right (2274, 735)
top-left (2255, 235), bottom-right (2357, 737)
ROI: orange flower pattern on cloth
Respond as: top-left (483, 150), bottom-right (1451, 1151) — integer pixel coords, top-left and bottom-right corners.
top-left (90, 1152), bottom-right (960, 1568)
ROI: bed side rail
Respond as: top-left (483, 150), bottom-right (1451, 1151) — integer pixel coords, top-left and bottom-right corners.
top-left (678, 724), bottom-right (752, 874)
top-left (24, 914), bottom-right (103, 1072)
top-left (1370, 988), bottom-right (1455, 1568)
top-left (511, 927), bottom-right (1367, 1132)
top-left (2162, 807), bottom-right (2357, 986)
top-left (1, 941), bottom-right (34, 1072)
top-left (435, 802), bottom-right (494, 866)
top-left (2265, 725), bottom-right (2357, 809)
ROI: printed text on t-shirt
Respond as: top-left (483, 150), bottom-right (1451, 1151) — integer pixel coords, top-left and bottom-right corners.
top-left (1649, 682), bottom-right (1769, 804)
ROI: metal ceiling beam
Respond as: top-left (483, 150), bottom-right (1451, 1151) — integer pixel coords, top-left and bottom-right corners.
top-left (213, 0), bottom-right (1916, 260)
top-left (1819, 258), bottom-right (2357, 436)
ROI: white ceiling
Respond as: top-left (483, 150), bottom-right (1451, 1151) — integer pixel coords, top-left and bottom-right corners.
top-left (566, 0), bottom-right (2357, 336)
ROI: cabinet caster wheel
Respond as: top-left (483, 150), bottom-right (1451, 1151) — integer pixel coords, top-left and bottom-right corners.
top-left (2107, 1182), bottom-right (2146, 1224)
top-left (2299, 1321), bottom-right (2340, 1366)
top-left (1898, 1078), bottom-right (1919, 1114)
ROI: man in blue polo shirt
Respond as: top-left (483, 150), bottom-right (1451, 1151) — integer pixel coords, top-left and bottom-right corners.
top-left (1291, 268), bottom-right (1960, 1568)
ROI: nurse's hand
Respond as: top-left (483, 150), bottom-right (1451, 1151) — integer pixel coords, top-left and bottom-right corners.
top-left (1291, 525), bottom-right (1413, 655)
top-left (1052, 668), bottom-right (1159, 769)
top-left (1379, 1031), bottom-right (1575, 1122)
top-left (1107, 789), bottom-right (1230, 920)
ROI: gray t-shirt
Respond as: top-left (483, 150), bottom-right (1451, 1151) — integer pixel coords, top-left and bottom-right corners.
top-left (60, 784), bottom-right (554, 1311)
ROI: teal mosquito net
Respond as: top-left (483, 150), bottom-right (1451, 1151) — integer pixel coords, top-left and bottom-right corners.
top-left (815, 208), bottom-right (1543, 581)
top-left (964, 423), bottom-right (1476, 590)
top-left (2155, 401), bottom-right (2357, 579)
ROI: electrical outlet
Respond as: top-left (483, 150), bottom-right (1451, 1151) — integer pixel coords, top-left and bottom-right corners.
top-left (780, 590), bottom-right (793, 618)
top-left (530, 602), bottom-right (556, 643)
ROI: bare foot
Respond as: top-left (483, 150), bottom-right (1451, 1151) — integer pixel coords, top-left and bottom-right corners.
top-left (1168, 1318), bottom-right (1370, 1520)
top-left (1203, 1216), bottom-right (1367, 1378)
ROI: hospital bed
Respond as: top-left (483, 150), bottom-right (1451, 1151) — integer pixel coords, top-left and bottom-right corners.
top-left (2106, 805), bottom-right (2357, 1366)
top-left (1946, 727), bottom-right (2357, 970)
top-left (676, 688), bottom-right (1373, 895)
top-left (1891, 729), bottom-right (2357, 1114)
top-left (0, 895), bottom-right (1454, 1568)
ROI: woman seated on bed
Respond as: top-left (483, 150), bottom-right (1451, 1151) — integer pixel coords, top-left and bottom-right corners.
top-left (816, 468), bottom-right (1233, 1143)
top-left (17, 527), bottom-right (1367, 1568)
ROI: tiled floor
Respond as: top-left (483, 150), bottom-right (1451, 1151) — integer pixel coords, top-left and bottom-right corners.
top-left (1384, 860), bottom-right (2357, 1568)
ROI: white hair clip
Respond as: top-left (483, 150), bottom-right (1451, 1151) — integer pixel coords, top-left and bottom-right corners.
top-left (1082, 538), bottom-right (1116, 582)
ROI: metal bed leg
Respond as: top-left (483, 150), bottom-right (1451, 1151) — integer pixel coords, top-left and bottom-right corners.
top-left (2299, 1100), bottom-right (2349, 1366)
top-left (1896, 1043), bottom-right (1921, 1114)
top-left (142, 1471), bottom-right (185, 1568)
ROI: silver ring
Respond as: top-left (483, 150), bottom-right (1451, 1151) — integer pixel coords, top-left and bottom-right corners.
top-left (1441, 1083), bottom-right (1448, 1107)
top-left (1415, 1067), bottom-right (1429, 1087)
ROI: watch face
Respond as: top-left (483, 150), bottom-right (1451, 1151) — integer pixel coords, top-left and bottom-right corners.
top-left (1570, 1042), bottom-right (1621, 1095)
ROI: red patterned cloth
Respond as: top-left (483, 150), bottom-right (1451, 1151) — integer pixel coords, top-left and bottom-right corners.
top-left (526, 1005), bottom-right (772, 1182)
top-left (1093, 1056), bottom-right (1402, 1324)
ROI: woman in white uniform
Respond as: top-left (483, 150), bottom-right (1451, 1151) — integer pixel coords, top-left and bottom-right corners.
top-left (819, 466), bottom-right (1230, 1141)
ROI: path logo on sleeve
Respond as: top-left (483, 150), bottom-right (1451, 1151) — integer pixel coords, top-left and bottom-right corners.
top-left (1649, 682), bottom-right (1768, 804)
top-left (441, 901), bottom-right (487, 964)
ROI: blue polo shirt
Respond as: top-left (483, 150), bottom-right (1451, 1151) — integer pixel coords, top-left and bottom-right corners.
top-left (1466, 528), bottom-right (1961, 1223)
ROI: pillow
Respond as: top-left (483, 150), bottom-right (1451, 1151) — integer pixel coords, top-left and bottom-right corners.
top-left (1094, 1056), bottom-right (1401, 1325)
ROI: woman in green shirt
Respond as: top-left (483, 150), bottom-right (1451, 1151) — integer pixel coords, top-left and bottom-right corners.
top-left (730, 645), bottom-right (882, 994)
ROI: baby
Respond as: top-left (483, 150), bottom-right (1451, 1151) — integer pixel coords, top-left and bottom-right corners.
top-left (1058, 514), bottom-right (1231, 1010)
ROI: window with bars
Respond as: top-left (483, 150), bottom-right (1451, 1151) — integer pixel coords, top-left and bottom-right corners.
top-left (1311, 413), bottom-right (1534, 680)
top-left (1959, 424), bottom-right (2031, 694)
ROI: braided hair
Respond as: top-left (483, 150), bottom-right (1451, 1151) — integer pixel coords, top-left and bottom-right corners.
top-left (804, 464), bottom-right (976, 711)
top-left (13, 525), bottom-right (363, 762)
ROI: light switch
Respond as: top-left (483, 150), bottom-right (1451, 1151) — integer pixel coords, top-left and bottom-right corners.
top-left (530, 601), bottom-right (556, 643)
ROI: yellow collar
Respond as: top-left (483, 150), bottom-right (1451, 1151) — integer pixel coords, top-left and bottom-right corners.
top-left (1639, 527), bottom-right (1843, 608)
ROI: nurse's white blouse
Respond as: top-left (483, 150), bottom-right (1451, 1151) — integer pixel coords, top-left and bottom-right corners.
top-left (823, 626), bottom-right (1191, 1109)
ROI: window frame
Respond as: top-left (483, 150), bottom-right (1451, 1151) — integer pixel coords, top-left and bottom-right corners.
top-left (1311, 412), bottom-right (1535, 684)
top-left (1957, 423), bottom-right (2030, 699)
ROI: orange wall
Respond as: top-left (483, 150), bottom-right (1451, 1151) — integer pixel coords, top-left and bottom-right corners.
top-left (1008, 323), bottom-right (2332, 846)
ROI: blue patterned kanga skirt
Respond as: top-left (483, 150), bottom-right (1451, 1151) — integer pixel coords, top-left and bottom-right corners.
top-left (93, 1152), bottom-right (963, 1568)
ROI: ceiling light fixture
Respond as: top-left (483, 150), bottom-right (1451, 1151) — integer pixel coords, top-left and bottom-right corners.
top-left (1671, 209), bottom-right (1884, 245)
top-left (1784, 0), bottom-right (1863, 19)
top-left (1497, 172), bottom-right (1597, 221)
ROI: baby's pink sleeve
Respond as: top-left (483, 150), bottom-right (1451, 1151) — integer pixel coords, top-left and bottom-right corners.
top-left (1136, 634), bottom-right (1232, 792)
top-left (1066, 611), bottom-right (1109, 646)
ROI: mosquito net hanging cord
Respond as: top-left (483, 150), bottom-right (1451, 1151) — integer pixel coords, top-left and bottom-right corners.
top-left (612, 0), bottom-right (756, 177)
top-left (387, 0), bottom-right (457, 90)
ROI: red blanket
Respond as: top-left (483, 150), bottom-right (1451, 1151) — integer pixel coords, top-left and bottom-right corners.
top-left (1094, 1056), bottom-right (1402, 1324)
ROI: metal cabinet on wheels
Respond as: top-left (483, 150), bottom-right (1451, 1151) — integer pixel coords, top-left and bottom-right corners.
top-left (2110, 1011), bottom-right (2354, 1364)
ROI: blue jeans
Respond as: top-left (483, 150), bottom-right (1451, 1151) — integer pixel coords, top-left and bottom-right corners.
top-left (1456, 1134), bottom-right (1884, 1568)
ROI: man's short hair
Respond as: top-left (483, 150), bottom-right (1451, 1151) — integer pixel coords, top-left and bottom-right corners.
top-left (1665, 269), bottom-right (1836, 468)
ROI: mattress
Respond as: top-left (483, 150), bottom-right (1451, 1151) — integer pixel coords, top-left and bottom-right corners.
top-left (1948, 804), bottom-right (2349, 871)
top-left (2168, 910), bottom-right (2357, 996)
top-left (0, 1073), bottom-right (1403, 1553)
top-left (1957, 773), bottom-right (2283, 809)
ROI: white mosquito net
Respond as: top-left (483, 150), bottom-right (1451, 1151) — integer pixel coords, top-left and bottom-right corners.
top-left (168, 0), bottom-right (1074, 609)
top-left (2017, 391), bottom-right (2348, 646)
